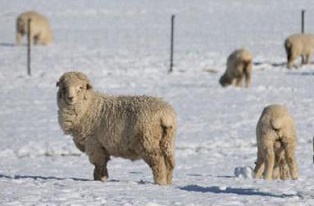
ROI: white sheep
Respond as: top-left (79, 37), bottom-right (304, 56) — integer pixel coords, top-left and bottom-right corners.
top-left (16, 11), bottom-right (53, 46)
top-left (284, 33), bottom-right (314, 68)
top-left (219, 49), bottom-right (253, 88)
top-left (56, 72), bottom-right (177, 185)
top-left (254, 104), bottom-right (298, 180)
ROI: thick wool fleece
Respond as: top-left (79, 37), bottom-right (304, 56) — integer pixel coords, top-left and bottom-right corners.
top-left (285, 33), bottom-right (314, 68)
top-left (16, 11), bottom-right (53, 46)
top-left (254, 104), bottom-right (298, 180)
top-left (57, 72), bottom-right (177, 185)
top-left (219, 48), bottom-right (253, 88)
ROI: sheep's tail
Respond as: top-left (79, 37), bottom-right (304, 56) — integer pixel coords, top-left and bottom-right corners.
top-left (160, 111), bottom-right (176, 170)
top-left (271, 118), bottom-right (283, 131)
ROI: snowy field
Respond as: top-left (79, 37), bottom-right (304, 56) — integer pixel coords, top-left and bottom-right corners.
top-left (1, 0), bottom-right (314, 205)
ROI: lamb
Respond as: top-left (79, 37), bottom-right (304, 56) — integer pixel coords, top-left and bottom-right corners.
top-left (284, 33), bottom-right (314, 68)
top-left (16, 11), bottom-right (53, 46)
top-left (56, 72), bottom-right (177, 185)
top-left (254, 104), bottom-right (298, 180)
top-left (219, 49), bottom-right (253, 88)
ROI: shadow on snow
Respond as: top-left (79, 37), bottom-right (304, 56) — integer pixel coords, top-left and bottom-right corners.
top-left (179, 185), bottom-right (298, 198)
top-left (0, 173), bottom-right (90, 181)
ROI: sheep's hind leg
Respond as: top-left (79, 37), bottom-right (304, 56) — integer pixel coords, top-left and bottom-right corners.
top-left (283, 141), bottom-right (298, 180)
top-left (254, 148), bottom-right (264, 179)
top-left (164, 154), bottom-right (175, 185)
top-left (263, 142), bottom-right (275, 180)
top-left (144, 155), bottom-right (167, 185)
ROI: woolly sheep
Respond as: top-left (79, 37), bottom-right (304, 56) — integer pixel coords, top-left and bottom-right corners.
top-left (254, 104), bottom-right (298, 180)
top-left (284, 33), bottom-right (314, 68)
top-left (56, 72), bottom-right (177, 185)
top-left (16, 11), bottom-right (53, 46)
top-left (219, 49), bottom-right (253, 88)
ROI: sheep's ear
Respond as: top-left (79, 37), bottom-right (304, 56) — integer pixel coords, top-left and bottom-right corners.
top-left (86, 83), bottom-right (93, 90)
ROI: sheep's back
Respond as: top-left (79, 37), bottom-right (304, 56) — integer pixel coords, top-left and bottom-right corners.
top-left (97, 95), bottom-right (176, 158)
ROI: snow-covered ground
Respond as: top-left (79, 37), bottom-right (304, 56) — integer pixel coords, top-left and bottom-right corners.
top-left (1, 0), bottom-right (314, 205)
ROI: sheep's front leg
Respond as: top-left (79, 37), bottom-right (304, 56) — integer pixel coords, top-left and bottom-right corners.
top-left (85, 140), bottom-right (110, 181)
top-left (16, 33), bottom-right (23, 46)
top-left (263, 141), bottom-right (275, 180)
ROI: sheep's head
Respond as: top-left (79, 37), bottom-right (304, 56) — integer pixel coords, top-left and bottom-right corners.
top-left (219, 73), bottom-right (232, 87)
top-left (56, 72), bottom-right (93, 106)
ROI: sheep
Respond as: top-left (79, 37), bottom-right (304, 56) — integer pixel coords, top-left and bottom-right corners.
top-left (219, 49), bottom-right (253, 88)
top-left (56, 72), bottom-right (177, 185)
top-left (16, 11), bottom-right (53, 46)
top-left (284, 33), bottom-right (314, 68)
top-left (254, 104), bottom-right (298, 180)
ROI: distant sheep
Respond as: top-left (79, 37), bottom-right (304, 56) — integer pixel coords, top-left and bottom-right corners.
top-left (219, 49), bottom-right (253, 88)
top-left (254, 104), bottom-right (298, 180)
top-left (284, 33), bottom-right (314, 68)
top-left (56, 72), bottom-right (177, 185)
top-left (16, 11), bottom-right (53, 46)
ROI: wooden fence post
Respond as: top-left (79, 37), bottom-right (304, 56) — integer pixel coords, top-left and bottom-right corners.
top-left (169, 15), bottom-right (175, 73)
top-left (27, 18), bottom-right (31, 76)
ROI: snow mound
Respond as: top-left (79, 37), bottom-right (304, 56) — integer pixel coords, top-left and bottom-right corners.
top-left (234, 167), bottom-right (254, 179)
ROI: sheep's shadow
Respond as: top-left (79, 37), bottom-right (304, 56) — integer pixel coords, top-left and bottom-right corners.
top-left (0, 173), bottom-right (90, 181)
top-left (0, 42), bottom-right (16, 47)
top-left (179, 185), bottom-right (298, 198)
top-left (253, 61), bottom-right (286, 67)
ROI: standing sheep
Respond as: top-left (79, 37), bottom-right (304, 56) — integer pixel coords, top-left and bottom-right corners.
top-left (16, 11), bottom-right (53, 46)
top-left (284, 33), bottom-right (314, 68)
top-left (56, 72), bottom-right (177, 185)
top-left (219, 49), bottom-right (253, 88)
top-left (254, 104), bottom-right (298, 180)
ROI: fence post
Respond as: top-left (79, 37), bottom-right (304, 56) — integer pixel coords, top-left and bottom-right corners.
top-left (301, 9), bottom-right (305, 33)
top-left (313, 137), bottom-right (314, 164)
top-left (27, 18), bottom-right (31, 76)
top-left (169, 15), bottom-right (175, 73)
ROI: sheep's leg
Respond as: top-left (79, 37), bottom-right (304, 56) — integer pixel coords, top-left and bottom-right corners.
top-left (244, 67), bottom-right (251, 88)
top-left (282, 141), bottom-right (298, 180)
top-left (254, 148), bottom-right (264, 179)
top-left (263, 141), bottom-right (275, 180)
top-left (235, 77), bottom-right (243, 87)
top-left (86, 142), bottom-right (110, 181)
top-left (287, 54), bottom-right (297, 69)
top-left (304, 54), bottom-right (311, 65)
top-left (16, 33), bottom-right (23, 46)
top-left (144, 155), bottom-right (167, 185)
top-left (164, 154), bottom-right (175, 185)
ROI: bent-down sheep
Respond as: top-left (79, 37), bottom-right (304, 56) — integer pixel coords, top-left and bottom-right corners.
top-left (219, 48), bottom-right (253, 88)
top-left (56, 72), bottom-right (177, 185)
top-left (284, 33), bottom-right (314, 68)
top-left (16, 11), bottom-right (53, 46)
top-left (254, 104), bottom-right (298, 180)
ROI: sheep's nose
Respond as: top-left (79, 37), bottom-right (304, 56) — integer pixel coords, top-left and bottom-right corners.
top-left (67, 96), bottom-right (74, 101)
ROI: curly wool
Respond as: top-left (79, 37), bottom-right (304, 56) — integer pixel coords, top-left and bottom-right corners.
top-left (57, 72), bottom-right (177, 185)
top-left (254, 104), bottom-right (298, 180)
top-left (16, 11), bottom-right (53, 46)
top-left (219, 48), bottom-right (253, 88)
top-left (285, 33), bottom-right (314, 68)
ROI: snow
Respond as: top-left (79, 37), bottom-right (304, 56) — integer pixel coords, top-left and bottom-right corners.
top-left (1, 0), bottom-right (314, 205)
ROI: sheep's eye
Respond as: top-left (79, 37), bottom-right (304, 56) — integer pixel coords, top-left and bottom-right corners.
top-left (62, 87), bottom-right (67, 94)
top-left (78, 86), bottom-right (84, 92)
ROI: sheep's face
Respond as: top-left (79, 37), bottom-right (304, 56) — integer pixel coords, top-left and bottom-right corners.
top-left (219, 73), bottom-right (232, 87)
top-left (57, 78), bottom-right (92, 106)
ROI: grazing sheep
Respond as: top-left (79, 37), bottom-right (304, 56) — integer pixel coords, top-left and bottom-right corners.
top-left (284, 33), bottom-right (314, 68)
top-left (56, 72), bottom-right (177, 185)
top-left (254, 104), bottom-right (298, 180)
top-left (219, 49), bottom-right (253, 88)
top-left (16, 11), bottom-right (53, 46)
